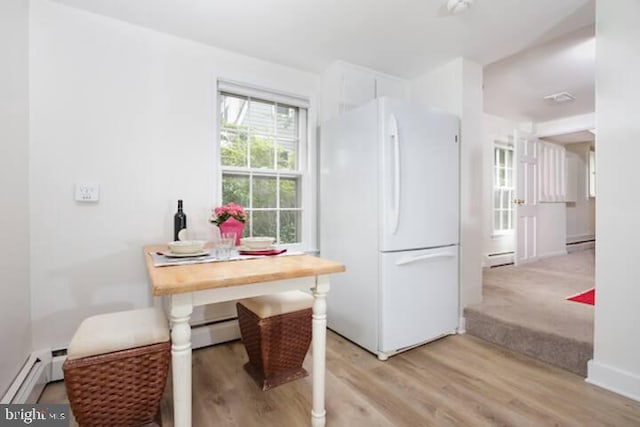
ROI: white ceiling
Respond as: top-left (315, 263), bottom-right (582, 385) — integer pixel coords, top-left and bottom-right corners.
top-left (483, 20), bottom-right (595, 123)
top-left (52, 0), bottom-right (592, 79)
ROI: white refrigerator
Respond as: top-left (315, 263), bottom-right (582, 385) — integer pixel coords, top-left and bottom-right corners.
top-left (320, 97), bottom-right (460, 360)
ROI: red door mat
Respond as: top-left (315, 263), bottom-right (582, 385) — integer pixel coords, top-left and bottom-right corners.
top-left (566, 288), bottom-right (595, 305)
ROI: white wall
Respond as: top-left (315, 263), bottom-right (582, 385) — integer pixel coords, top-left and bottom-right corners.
top-left (410, 58), bottom-right (484, 317)
top-left (565, 142), bottom-right (595, 242)
top-left (0, 0), bottom-right (32, 396)
top-left (588, 0), bottom-right (640, 401)
top-left (29, 0), bottom-right (320, 350)
top-left (319, 61), bottom-right (407, 122)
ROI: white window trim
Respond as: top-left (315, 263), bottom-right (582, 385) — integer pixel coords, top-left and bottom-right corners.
top-left (493, 143), bottom-right (515, 234)
top-left (491, 230), bottom-right (514, 239)
top-left (588, 149), bottom-right (596, 198)
top-left (215, 81), bottom-right (315, 253)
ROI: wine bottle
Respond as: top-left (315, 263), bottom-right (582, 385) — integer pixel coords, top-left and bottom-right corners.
top-left (173, 200), bottom-right (187, 241)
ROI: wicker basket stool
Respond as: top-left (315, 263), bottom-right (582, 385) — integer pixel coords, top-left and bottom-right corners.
top-left (62, 307), bottom-right (170, 427)
top-left (237, 290), bottom-right (314, 391)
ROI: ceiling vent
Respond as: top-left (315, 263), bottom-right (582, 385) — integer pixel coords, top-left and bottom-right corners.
top-left (543, 91), bottom-right (575, 104)
top-left (447, 0), bottom-right (474, 14)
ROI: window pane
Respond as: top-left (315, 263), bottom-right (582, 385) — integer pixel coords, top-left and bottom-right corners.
top-left (493, 145), bottom-right (515, 233)
top-left (502, 191), bottom-right (509, 209)
top-left (252, 210), bottom-right (277, 238)
top-left (277, 139), bottom-right (298, 170)
top-left (280, 210), bottom-right (301, 244)
top-left (280, 177), bottom-right (299, 208)
top-left (220, 130), bottom-right (248, 167)
top-left (219, 89), bottom-right (307, 246)
top-left (249, 99), bottom-right (275, 135)
top-left (220, 94), bottom-right (249, 128)
top-left (222, 175), bottom-right (249, 207)
top-left (250, 136), bottom-right (275, 169)
top-left (252, 176), bottom-right (277, 208)
top-left (277, 104), bottom-right (298, 139)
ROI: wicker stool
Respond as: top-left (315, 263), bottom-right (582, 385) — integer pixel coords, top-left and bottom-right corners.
top-left (62, 307), bottom-right (171, 427)
top-left (237, 291), bottom-right (314, 391)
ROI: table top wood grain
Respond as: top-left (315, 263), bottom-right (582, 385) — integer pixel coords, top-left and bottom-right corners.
top-left (144, 245), bottom-right (345, 296)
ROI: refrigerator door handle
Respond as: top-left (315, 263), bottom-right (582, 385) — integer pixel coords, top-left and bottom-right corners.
top-left (395, 252), bottom-right (455, 266)
top-left (390, 114), bottom-right (400, 234)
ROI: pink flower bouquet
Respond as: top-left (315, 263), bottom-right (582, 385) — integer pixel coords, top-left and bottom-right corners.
top-left (210, 202), bottom-right (247, 226)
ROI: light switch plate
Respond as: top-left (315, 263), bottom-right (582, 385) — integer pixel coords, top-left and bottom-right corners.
top-left (75, 183), bottom-right (100, 202)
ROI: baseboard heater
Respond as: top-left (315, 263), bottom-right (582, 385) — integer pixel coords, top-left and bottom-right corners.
top-left (566, 239), bottom-right (595, 253)
top-left (1, 349), bottom-right (51, 404)
top-left (49, 317), bottom-right (241, 383)
top-left (191, 317), bottom-right (241, 349)
top-left (485, 251), bottom-right (514, 268)
top-left (567, 239), bottom-right (595, 245)
top-left (3, 318), bottom-right (243, 397)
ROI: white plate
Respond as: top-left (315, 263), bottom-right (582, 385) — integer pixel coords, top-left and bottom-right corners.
top-left (163, 250), bottom-right (210, 258)
top-left (237, 246), bottom-right (276, 252)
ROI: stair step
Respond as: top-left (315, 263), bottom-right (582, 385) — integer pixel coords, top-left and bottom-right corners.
top-left (465, 308), bottom-right (592, 377)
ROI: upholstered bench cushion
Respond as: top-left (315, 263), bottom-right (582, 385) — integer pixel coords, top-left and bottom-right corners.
top-left (67, 307), bottom-right (169, 360)
top-left (238, 290), bottom-right (313, 319)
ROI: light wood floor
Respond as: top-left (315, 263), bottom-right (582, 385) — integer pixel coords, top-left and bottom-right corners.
top-left (40, 332), bottom-right (640, 426)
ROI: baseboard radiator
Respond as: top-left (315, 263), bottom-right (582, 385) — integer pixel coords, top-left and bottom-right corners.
top-left (484, 251), bottom-right (514, 268)
top-left (1, 349), bottom-right (51, 404)
top-left (566, 238), bottom-right (595, 253)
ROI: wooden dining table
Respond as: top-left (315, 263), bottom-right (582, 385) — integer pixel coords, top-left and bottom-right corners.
top-left (143, 245), bottom-right (345, 427)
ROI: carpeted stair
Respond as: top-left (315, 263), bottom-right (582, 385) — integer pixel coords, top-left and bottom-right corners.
top-left (465, 250), bottom-right (595, 377)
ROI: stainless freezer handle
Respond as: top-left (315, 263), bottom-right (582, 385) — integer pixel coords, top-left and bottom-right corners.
top-left (389, 114), bottom-right (400, 235)
top-left (395, 252), bottom-right (455, 266)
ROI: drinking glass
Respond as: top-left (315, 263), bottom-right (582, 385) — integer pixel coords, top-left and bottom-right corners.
top-left (217, 232), bottom-right (236, 260)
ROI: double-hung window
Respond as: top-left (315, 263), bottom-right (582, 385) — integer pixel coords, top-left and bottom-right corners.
top-left (218, 82), bottom-right (309, 246)
top-left (493, 143), bottom-right (515, 233)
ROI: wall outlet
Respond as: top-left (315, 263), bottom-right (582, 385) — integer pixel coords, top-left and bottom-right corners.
top-left (75, 183), bottom-right (99, 202)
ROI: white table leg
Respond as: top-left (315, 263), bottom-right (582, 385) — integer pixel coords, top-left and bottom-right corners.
top-left (311, 276), bottom-right (330, 427)
top-left (170, 293), bottom-right (194, 427)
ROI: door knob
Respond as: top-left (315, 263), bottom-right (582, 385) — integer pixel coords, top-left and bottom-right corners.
top-left (513, 198), bottom-right (525, 205)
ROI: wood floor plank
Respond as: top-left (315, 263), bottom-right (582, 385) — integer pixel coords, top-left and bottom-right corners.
top-left (39, 332), bottom-right (640, 427)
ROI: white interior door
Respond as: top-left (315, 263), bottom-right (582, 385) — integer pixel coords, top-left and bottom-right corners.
top-left (514, 131), bottom-right (539, 265)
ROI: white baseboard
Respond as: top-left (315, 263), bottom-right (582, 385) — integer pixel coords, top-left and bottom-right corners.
top-left (567, 234), bottom-right (595, 244)
top-left (586, 360), bottom-right (640, 402)
top-left (1, 319), bottom-right (242, 404)
top-left (457, 316), bottom-right (466, 334)
top-left (484, 252), bottom-right (514, 268)
top-left (1, 349), bottom-right (52, 404)
top-left (50, 355), bottom-right (66, 382)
